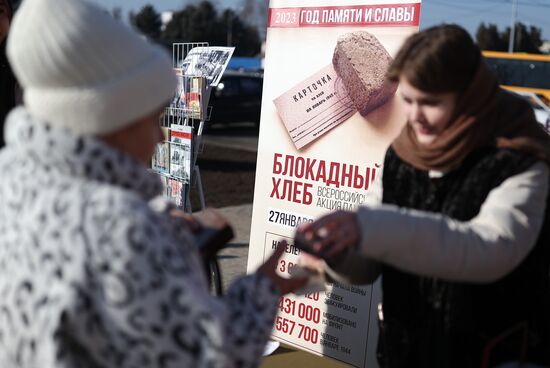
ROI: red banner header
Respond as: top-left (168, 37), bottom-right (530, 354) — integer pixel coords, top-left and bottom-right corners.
top-left (268, 3), bottom-right (420, 28)
top-left (171, 131), bottom-right (192, 140)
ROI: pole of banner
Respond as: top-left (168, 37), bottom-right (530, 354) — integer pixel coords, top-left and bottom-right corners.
top-left (508, 0), bottom-right (518, 53)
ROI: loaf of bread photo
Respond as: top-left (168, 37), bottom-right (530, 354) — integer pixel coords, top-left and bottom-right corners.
top-left (332, 31), bottom-right (397, 116)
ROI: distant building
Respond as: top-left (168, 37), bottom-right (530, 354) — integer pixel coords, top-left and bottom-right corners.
top-left (540, 41), bottom-right (550, 55)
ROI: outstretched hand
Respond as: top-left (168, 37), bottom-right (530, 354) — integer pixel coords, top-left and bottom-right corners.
top-left (258, 240), bottom-right (308, 295)
top-left (169, 208), bottom-right (202, 234)
top-left (297, 210), bottom-right (361, 258)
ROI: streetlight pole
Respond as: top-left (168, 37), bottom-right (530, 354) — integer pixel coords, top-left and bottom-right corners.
top-left (508, 0), bottom-right (518, 52)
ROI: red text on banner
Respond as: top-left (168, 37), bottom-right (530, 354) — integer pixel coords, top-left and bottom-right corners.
top-left (268, 3), bottom-right (421, 28)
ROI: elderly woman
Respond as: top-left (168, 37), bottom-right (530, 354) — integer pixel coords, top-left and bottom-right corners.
top-left (0, 0), bottom-right (305, 367)
top-left (0, 0), bottom-right (17, 145)
top-left (298, 25), bottom-right (550, 367)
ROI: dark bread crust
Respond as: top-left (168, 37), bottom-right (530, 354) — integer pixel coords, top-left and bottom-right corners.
top-left (332, 31), bottom-right (397, 116)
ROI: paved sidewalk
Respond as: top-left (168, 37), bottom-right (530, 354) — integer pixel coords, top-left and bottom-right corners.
top-left (203, 134), bottom-right (259, 153)
top-left (214, 204), bottom-right (254, 289)
top-left (214, 204), bottom-right (350, 368)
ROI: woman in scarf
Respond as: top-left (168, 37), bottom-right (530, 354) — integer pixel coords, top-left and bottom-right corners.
top-left (297, 24), bottom-right (550, 367)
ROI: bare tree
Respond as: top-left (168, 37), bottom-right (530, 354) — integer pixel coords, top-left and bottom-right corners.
top-left (240, 0), bottom-right (256, 20)
top-left (111, 7), bottom-right (122, 21)
top-left (131, 4), bottom-right (162, 41)
top-left (476, 22), bottom-right (543, 54)
top-left (162, 1), bottom-right (261, 56)
top-left (239, 0), bottom-right (269, 40)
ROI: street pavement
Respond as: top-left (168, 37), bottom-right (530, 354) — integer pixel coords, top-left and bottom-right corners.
top-left (214, 204), bottom-right (350, 368)
top-left (202, 122), bottom-right (259, 153)
top-left (202, 134), bottom-right (258, 153)
top-left (213, 204), bottom-right (254, 291)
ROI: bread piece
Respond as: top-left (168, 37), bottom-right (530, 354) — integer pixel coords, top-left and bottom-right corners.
top-left (332, 31), bottom-right (397, 116)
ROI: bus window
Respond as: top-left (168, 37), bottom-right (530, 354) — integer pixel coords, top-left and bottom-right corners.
top-left (482, 51), bottom-right (550, 105)
top-left (485, 58), bottom-right (550, 90)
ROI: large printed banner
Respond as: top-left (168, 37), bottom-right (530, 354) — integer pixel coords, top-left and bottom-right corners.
top-left (247, 1), bottom-right (421, 366)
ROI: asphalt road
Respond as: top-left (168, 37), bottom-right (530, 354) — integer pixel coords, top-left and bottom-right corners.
top-left (202, 122), bottom-right (259, 152)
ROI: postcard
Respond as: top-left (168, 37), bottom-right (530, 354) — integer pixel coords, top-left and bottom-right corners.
top-left (169, 124), bottom-right (193, 184)
top-left (178, 46), bottom-right (235, 86)
top-left (273, 64), bottom-right (356, 150)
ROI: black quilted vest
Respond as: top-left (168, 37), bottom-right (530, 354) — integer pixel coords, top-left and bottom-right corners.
top-left (378, 147), bottom-right (550, 368)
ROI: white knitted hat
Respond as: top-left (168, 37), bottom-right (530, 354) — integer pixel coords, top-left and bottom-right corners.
top-left (7, 0), bottom-right (176, 135)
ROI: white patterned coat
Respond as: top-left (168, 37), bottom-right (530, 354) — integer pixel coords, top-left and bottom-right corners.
top-left (0, 108), bottom-right (279, 368)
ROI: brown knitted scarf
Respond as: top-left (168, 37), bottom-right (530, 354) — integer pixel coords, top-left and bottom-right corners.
top-left (392, 61), bottom-right (550, 172)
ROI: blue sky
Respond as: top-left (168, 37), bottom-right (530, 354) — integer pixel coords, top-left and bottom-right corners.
top-left (91, 0), bottom-right (550, 39)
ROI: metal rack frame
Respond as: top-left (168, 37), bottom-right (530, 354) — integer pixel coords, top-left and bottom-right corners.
top-left (153, 42), bottom-right (215, 213)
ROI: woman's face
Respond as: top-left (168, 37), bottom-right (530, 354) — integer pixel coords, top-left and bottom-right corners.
top-left (100, 107), bottom-right (165, 166)
top-left (0, 0), bottom-right (10, 43)
top-left (399, 76), bottom-right (458, 145)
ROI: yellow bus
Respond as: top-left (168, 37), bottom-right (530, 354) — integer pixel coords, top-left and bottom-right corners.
top-left (482, 51), bottom-right (550, 128)
top-left (482, 51), bottom-right (550, 101)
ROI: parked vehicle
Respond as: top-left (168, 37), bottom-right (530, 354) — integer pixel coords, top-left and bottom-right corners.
top-left (513, 90), bottom-right (550, 130)
top-left (208, 69), bottom-right (263, 126)
top-left (483, 51), bottom-right (550, 131)
top-left (482, 51), bottom-right (550, 102)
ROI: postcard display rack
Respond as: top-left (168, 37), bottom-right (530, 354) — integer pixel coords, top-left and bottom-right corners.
top-left (151, 43), bottom-right (235, 296)
top-left (151, 43), bottom-right (211, 212)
